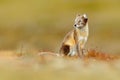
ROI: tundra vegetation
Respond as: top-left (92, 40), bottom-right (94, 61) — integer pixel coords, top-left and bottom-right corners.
top-left (0, 0), bottom-right (120, 80)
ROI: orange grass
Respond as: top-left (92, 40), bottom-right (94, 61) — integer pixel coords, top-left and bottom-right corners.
top-left (0, 49), bottom-right (118, 62)
top-left (38, 49), bottom-right (119, 62)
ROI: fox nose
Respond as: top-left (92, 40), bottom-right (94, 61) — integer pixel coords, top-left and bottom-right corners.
top-left (74, 24), bottom-right (76, 27)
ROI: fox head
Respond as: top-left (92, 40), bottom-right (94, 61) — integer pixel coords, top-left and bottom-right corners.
top-left (74, 14), bottom-right (88, 29)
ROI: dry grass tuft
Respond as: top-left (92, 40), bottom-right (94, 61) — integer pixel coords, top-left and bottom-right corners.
top-left (86, 50), bottom-right (118, 61)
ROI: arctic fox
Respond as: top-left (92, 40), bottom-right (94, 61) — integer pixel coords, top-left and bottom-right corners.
top-left (59, 14), bottom-right (89, 57)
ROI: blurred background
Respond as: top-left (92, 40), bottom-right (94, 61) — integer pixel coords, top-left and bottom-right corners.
top-left (0, 0), bottom-right (120, 54)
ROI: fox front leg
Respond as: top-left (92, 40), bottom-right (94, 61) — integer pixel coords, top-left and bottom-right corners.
top-left (76, 44), bottom-right (81, 57)
top-left (76, 43), bottom-right (86, 58)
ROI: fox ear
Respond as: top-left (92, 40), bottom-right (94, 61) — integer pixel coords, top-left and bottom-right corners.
top-left (83, 14), bottom-right (87, 18)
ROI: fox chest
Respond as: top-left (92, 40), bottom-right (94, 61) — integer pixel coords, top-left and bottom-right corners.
top-left (75, 28), bottom-right (88, 43)
top-left (79, 36), bottom-right (87, 41)
top-left (78, 36), bottom-right (87, 44)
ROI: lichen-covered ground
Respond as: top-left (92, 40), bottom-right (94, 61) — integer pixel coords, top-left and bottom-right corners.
top-left (0, 50), bottom-right (120, 80)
